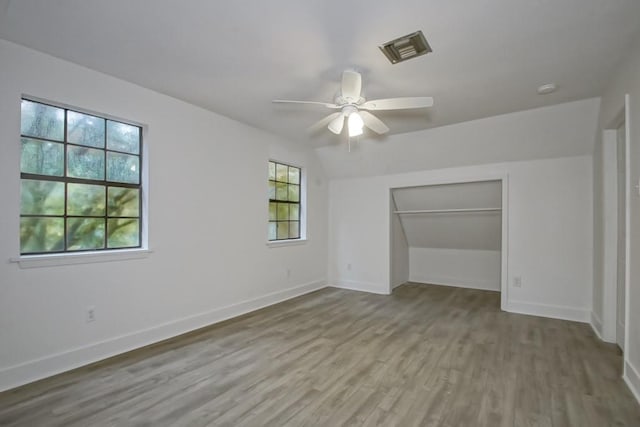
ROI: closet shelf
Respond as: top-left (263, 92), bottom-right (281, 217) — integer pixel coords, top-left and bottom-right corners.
top-left (394, 207), bottom-right (501, 215)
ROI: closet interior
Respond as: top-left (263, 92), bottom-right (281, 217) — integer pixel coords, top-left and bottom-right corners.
top-left (390, 180), bottom-right (503, 292)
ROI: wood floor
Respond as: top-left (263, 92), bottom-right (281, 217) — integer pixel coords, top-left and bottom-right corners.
top-left (1, 283), bottom-right (639, 426)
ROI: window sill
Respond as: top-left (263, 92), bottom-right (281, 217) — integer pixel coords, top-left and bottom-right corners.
top-left (266, 239), bottom-right (307, 248)
top-left (9, 248), bottom-right (153, 269)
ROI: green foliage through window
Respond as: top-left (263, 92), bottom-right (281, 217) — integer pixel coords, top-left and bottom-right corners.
top-left (268, 161), bottom-right (300, 241)
top-left (19, 99), bottom-right (143, 254)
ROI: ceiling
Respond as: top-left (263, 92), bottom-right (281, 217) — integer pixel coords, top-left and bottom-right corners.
top-left (392, 181), bottom-right (502, 250)
top-left (1, 0), bottom-right (639, 146)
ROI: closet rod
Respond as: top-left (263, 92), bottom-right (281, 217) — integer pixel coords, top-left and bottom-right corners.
top-left (394, 207), bottom-right (501, 214)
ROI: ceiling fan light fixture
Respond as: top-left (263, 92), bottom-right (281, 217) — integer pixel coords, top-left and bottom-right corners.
top-left (273, 70), bottom-right (434, 141)
top-left (348, 112), bottom-right (364, 137)
top-left (328, 114), bottom-right (345, 134)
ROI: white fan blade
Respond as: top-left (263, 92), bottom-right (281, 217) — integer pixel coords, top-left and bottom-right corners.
top-left (360, 97), bottom-right (434, 110)
top-left (360, 111), bottom-right (389, 134)
top-left (328, 113), bottom-right (346, 134)
top-left (273, 99), bottom-right (340, 108)
top-left (341, 70), bottom-right (362, 101)
top-left (308, 112), bottom-right (342, 133)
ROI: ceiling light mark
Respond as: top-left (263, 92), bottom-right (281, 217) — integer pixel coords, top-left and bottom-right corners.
top-left (537, 83), bottom-right (558, 95)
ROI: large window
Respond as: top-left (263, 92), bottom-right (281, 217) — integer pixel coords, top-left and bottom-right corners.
top-left (19, 99), bottom-right (143, 255)
top-left (268, 161), bottom-right (301, 241)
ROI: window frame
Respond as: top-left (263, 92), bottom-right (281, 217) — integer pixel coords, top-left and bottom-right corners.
top-left (267, 160), bottom-right (306, 244)
top-left (18, 97), bottom-right (146, 257)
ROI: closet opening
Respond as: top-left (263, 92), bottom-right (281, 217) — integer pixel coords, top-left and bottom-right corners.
top-left (389, 178), bottom-right (507, 309)
top-left (601, 94), bottom-right (630, 352)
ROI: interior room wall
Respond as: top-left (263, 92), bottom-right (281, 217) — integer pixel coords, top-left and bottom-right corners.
top-left (593, 134), bottom-right (605, 332)
top-left (594, 31), bottom-right (640, 401)
top-left (0, 40), bottom-right (329, 391)
top-left (596, 133), bottom-right (619, 342)
top-left (316, 98), bottom-right (600, 180)
top-left (389, 197), bottom-right (409, 288)
top-left (409, 248), bottom-right (501, 291)
top-left (328, 154), bottom-right (593, 322)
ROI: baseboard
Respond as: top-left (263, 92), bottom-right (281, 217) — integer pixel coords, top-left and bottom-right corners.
top-left (624, 360), bottom-right (640, 405)
top-left (590, 311), bottom-right (605, 341)
top-left (506, 300), bottom-right (590, 323)
top-left (410, 276), bottom-right (500, 292)
top-left (0, 279), bottom-right (327, 393)
top-left (391, 280), bottom-right (405, 290)
top-left (330, 280), bottom-right (390, 295)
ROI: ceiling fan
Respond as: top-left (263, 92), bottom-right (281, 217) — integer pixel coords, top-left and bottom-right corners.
top-left (273, 70), bottom-right (433, 137)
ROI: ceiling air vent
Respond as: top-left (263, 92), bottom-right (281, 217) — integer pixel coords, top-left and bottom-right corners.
top-left (379, 30), bottom-right (432, 64)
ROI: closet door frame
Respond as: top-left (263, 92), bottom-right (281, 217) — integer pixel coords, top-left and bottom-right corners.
top-left (388, 173), bottom-right (509, 311)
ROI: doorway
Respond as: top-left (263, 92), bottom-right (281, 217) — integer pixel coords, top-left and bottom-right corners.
top-left (616, 120), bottom-right (626, 350)
top-left (389, 177), bottom-right (508, 310)
top-left (602, 96), bottom-right (630, 351)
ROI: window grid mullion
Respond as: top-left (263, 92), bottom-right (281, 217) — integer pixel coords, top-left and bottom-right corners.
top-left (20, 173), bottom-right (141, 189)
top-left (137, 133), bottom-right (143, 248)
top-left (103, 126), bottom-right (108, 250)
top-left (63, 108), bottom-right (69, 251)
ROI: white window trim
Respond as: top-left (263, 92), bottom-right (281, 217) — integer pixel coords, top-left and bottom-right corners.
top-left (266, 239), bottom-right (307, 248)
top-left (9, 248), bottom-right (153, 269)
top-left (16, 95), bottom-right (150, 264)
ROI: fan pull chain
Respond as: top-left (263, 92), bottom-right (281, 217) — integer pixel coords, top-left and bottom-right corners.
top-left (347, 135), bottom-right (359, 152)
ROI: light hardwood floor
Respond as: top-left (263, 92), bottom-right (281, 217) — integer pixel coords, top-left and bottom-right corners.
top-left (1, 283), bottom-right (639, 426)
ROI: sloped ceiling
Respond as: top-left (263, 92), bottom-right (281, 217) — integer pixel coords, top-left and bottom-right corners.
top-left (392, 181), bottom-right (502, 251)
top-left (317, 97), bottom-right (601, 179)
top-left (0, 0), bottom-right (639, 147)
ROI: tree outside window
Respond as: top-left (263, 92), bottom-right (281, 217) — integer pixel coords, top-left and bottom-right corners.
top-left (268, 161), bottom-right (301, 241)
top-left (19, 99), bottom-right (143, 254)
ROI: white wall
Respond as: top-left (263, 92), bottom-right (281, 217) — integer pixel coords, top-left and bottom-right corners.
top-left (390, 197), bottom-right (409, 288)
top-left (596, 133), bottom-right (619, 341)
top-left (398, 212), bottom-right (502, 251)
top-left (316, 98), bottom-right (600, 179)
top-left (409, 248), bottom-right (501, 291)
top-left (0, 40), bottom-right (328, 391)
top-left (328, 155), bottom-right (593, 321)
top-left (593, 31), bottom-right (640, 401)
top-left (392, 181), bottom-right (502, 251)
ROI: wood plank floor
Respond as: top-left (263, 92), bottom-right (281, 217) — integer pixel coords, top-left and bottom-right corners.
top-left (1, 283), bottom-right (639, 426)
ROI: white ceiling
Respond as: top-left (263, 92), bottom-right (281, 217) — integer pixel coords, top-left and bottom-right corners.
top-left (1, 0), bottom-right (639, 147)
top-left (393, 181), bottom-right (502, 250)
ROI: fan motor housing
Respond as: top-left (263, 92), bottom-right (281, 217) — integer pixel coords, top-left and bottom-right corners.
top-left (335, 95), bottom-right (365, 105)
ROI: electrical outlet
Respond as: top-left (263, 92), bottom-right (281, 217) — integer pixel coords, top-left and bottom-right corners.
top-left (86, 306), bottom-right (96, 323)
top-left (347, 263), bottom-right (352, 271)
top-left (513, 276), bottom-right (522, 288)
top-left (286, 268), bottom-right (291, 278)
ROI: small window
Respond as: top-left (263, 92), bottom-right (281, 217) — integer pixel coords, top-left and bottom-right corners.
top-left (19, 99), bottom-right (143, 255)
top-left (268, 161), bottom-right (301, 241)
